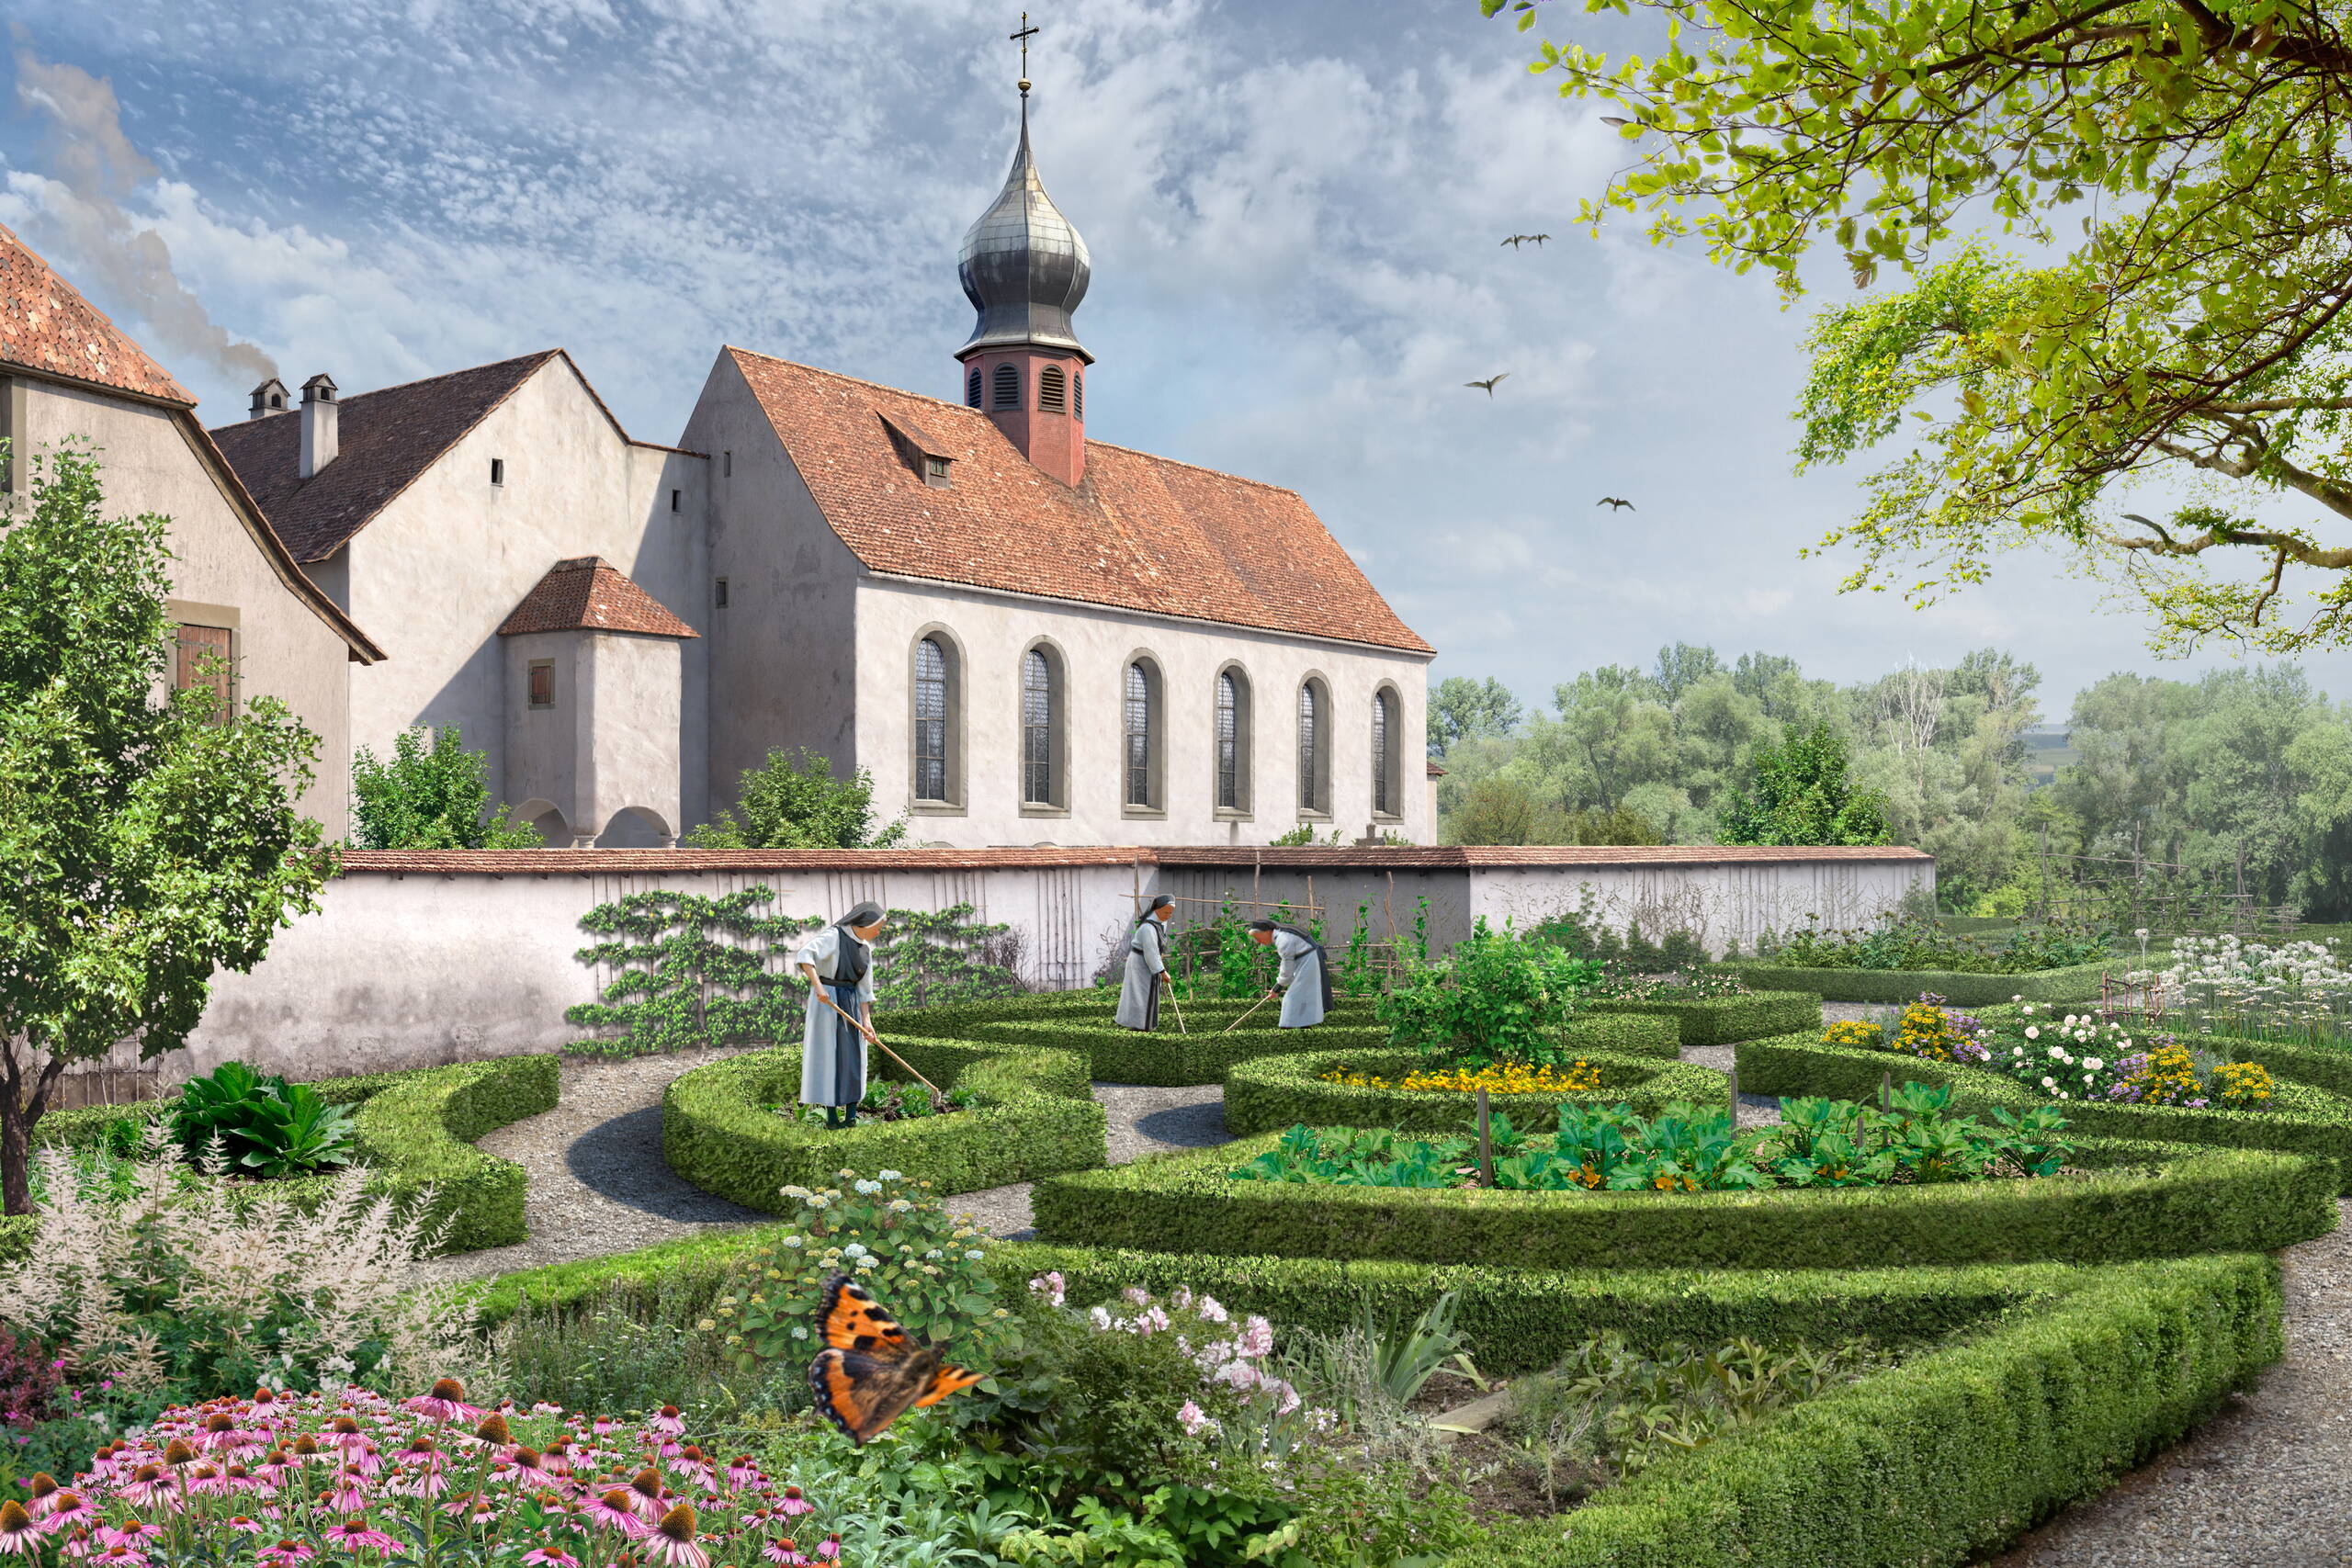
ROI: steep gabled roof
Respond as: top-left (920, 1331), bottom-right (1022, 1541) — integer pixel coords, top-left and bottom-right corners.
top-left (726, 348), bottom-right (1432, 654)
top-left (497, 556), bottom-right (698, 638)
top-left (209, 351), bottom-right (560, 561)
top-left (0, 222), bottom-right (194, 406)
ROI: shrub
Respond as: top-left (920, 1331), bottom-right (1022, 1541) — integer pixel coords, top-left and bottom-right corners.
top-left (0, 1123), bottom-right (482, 1407)
top-left (1760, 914), bottom-right (2109, 974)
top-left (1885, 996), bottom-right (1992, 1064)
top-left (686, 744), bottom-right (907, 847)
top-left (1985, 1002), bottom-right (2275, 1108)
top-left (0, 1327), bottom-right (60, 1427)
top-left (1376, 925), bottom-right (1603, 1066)
top-left (1820, 1019), bottom-right (1883, 1050)
top-left (662, 1039), bottom-right (1104, 1211)
top-left (170, 1060), bottom-right (356, 1178)
top-left (709, 1168), bottom-right (1018, 1378)
top-left (1032, 1125), bottom-right (2335, 1269)
top-left (1722, 953), bottom-right (2125, 1007)
top-left (349, 723), bottom-right (540, 848)
top-left (1584, 989), bottom-right (1823, 1048)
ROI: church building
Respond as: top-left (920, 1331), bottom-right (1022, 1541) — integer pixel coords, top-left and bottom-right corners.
top-left (211, 88), bottom-right (1434, 849)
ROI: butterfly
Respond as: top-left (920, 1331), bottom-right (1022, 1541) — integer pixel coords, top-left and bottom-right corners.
top-left (806, 1274), bottom-right (986, 1446)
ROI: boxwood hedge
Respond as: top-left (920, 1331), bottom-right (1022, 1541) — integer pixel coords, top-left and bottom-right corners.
top-left (2, 1054), bottom-right (559, 1258)
top-left (1736, 1029), bottom-right (2352, 1193)
top-left (1030, 1123), bottom-right (2335, 1270)
top-left (661, 1037), bottom-right (1106, 1212)
top-left (1719, 955), bottom-right (2126, 1007)
top-left (469, 1233), bottom-right (2278, 1567)
top-left (1586, 990), bottom-right (1822, 1047)
top-left (1223, 1045), bottom-right (1719, 1137)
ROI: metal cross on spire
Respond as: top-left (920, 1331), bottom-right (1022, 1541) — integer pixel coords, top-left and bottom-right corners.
top-left (1012, 12), bottom-right (1038, 96)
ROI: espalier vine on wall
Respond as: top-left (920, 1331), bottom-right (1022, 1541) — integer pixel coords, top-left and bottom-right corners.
top-left (564, 889), bottom-right (1025, 1058)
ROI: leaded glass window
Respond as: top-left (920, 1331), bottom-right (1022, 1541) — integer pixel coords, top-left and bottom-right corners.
top-left (1023, 649), bottom-right (1056, 804)
top-left (1372, 689), bottom-right (1395, 815)
top-left (1216, 672), bottom-right (1240, 809)
top-left (1298, 682), bottom-right (1321, 812)
top-left (1125, 662), bottom-right (1155, 808)
top-left (913, 637), bottom-right (948, 801)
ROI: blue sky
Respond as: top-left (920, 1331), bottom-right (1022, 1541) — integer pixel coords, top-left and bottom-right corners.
top-left (6, 0), bottom-right (2347, 722)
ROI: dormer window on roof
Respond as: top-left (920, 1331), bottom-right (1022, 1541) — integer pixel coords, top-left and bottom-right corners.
top-left (879, 412), bottom-right (956, 490)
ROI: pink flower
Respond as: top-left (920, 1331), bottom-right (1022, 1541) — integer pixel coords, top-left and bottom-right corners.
top-left (56, 1527), bottom-right (94, 1561)
top-left (776, 1489), bottom-right (813, 1518)
top-left (319, 1518), bottom-right (404, 1555)
top-left (42, 1493), bottom-right (94, 1529)
top-left (403, 1380), bottom-right (485, 1427)
top-left (725, 1458), bottom-right (761, 1491)
top-left (1175, 1401), bottom-right (1218, 1437)
top-left (633, 1505), bottom-right (709, 1568)
top-left (1122, 1286), bottom-right (1149, 1306)
top-left (327, 1468), bottom-right (371, 1514)
top-left (101, 1523), bottom-right (164, 1549)
top-left (762, 1542), bottom-right (808, 1566)
top-left (580, 1491), bottom-right (642, 1533)
top-left (260, 1540), bottom-right (317, 1567)
top-left (88, 1547), bottom-right (145, 1568)
top-left (112, 1469), bottom-right (175, 1512)
top-left (221, 1517), bottom-right (266, 1535)
top-left (523, 1551), bottom-right (579, 1568)
top-left (198, 1414), bottom-right (263, 1453)
top-left (1238, 1317), bottom-right (1274, 1359)
top-left (648, 1408), bottom-right (686, 1437)
top-left (814, 1537), bottom-right (842, 1562)
top-left (0, 1505), bottom-right (51, 1559)
top-left (1028, 1272), bottom-right (1066, 1307)
top-left (1194, 1295), bottom-right (1229, 1325)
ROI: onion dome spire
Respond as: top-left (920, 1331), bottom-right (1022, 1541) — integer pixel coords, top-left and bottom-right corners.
top-left (957, 93), bottom-right (1092, 364)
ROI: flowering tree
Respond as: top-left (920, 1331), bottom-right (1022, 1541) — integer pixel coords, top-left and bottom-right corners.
top-left (0, 447), bottom-right (331, 1213)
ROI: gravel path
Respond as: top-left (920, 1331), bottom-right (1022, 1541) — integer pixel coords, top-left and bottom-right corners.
top-left (422, 1055), bottom-right (1232, 1280)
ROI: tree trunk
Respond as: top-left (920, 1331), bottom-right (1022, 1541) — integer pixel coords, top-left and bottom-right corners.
top-left (0, 1045), bottom-right (62, 1217)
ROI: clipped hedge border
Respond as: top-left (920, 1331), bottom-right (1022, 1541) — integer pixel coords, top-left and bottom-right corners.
top-left (5, 1055), bottom-right (559, 1258)
top-left (661, 1037), bottom-right (1106, 1213)
top-left (1587, 990), bottom-right (1823, 1047)
top-left (1737, 1029), bottom-right (2352, 1193)
top-left (1031, 1121), bottom-right (2335, 1269)
top-left (1720, 955), bottom-right (2129, 1006)
top-left (1224, 1044), bottom-right (1713, 1137)
top-left (469, 1233), bottom-right (2280, 1568)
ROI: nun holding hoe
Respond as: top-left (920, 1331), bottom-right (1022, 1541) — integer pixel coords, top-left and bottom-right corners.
top-left (1249, 919), bottom-right (1332, 1028)
top-left (1115, 895), bottom-right (1177, 1031)
top-left (794, 902), bottom-right (886, 1128)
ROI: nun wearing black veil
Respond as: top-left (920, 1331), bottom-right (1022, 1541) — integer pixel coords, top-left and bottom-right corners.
top-left (1115, 895), bottom-right (1176, 1030)
top-left (1249, 919), bottom-right (1331, 1028)
top-left (793, 902), bottom-right (886, 1127)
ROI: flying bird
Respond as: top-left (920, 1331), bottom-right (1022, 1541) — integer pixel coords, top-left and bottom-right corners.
top-left (1500, 233), bottom-right (1551, 249)
top-left (1597, 497), bottom-right (1635, 511)
top-left (1464, 374), bottom-right (1510, 397)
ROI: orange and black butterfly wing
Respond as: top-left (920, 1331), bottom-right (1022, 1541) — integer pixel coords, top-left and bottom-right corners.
top-left (808, 1346), bottom-right (939, 1446)
top-left (910, 1363), bottom-right (985, 1409)
top-left (816, 1275), bottom-right (915, 1358)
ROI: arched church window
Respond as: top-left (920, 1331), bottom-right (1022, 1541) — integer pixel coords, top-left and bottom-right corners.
top-left (1216, 669), bottom-right (1251, 812)
top-left (1125, 660), bottom-right (1159, 810)
top-left (1023, 647), bottom-right (1061, 806)
top-left (967, 367), bottom-right (982, 408)
top-left (1038, 366), bottom-right (1068, 412)
top-left (992, 364), bottom-right (1020, 410)
top-left (1298, 678), bottom-right (1329, 813)
top-left (913, 636), bottom-right (951, 802)
top-left (1372, 687), bottom-right (1398, 817)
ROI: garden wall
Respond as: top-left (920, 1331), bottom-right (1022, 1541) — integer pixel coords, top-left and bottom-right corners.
top-left (179, 844), bottom-right (1932, 1085)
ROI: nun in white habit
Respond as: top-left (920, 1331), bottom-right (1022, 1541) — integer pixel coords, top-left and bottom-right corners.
top-left (1249, 919), bottom-right (1331, 1028)
top-left (794, 902), bottom-right (885, 1127)
top-left (1114, 896), bottom-right (1176, 1030)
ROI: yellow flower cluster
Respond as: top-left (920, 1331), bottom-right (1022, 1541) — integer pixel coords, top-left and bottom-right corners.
top-left (1891, 1001), bottom-right (1966, 1061)
top-left (2210, 1059), bottom-right (2275, 1108)
top-left (1317, 1059), bottom-right (1604, 1093)
top-left (1820, 1020), bottom-right (1884, 1050)
top-left (2120, 1043), bottom-right (2205, 1106)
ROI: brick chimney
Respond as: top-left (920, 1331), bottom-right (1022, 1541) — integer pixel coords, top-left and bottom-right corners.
top-left (299, 373), bottom-right (338, 479)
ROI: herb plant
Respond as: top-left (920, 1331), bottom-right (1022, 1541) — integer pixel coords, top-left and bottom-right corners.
top-left (1375, 922), bottom-right (1602, 1067)
top-left (171, 1061), bottom-right (356, 1179)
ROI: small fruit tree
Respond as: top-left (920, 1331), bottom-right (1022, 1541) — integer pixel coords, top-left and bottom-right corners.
top-left (0, 446), bottom-right (332, 1213)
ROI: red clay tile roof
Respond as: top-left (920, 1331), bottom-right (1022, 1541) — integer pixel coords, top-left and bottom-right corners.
top-left (728, 348), bottom-right (1432, 653)
top-left (0, 222), bottom-right (193, 405)
top-left (211, 350), bottom-right (558, 560)
top-left (1155, 845), bottom-right (1934, 867)
top-left (497, 556), bottom-right (699, 638)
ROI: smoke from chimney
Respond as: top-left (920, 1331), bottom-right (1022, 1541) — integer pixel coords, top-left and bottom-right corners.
top-left (11, 40), bottom-right (279, 388)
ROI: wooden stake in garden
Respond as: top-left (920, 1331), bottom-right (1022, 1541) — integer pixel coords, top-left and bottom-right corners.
top-left (1476, 1087), bottom-right (1494, 1186)
top-left (1881, 1070), bottom-right (1893, 1112)
top-left (1727, 1066), bottom-right (1739, 1124)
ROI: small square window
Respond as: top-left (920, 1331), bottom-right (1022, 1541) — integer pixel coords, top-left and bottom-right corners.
top-left (714, 577), bottom-right (729, 609)
top-left (670, 488), bottom-right (682, 513)
top-left (722, 450), bottom-right (732, 478)
top-left (923, 456), bottom-right (950, 488)
top-left (527, 660), bottom-right (554, 708)
top-left (490, 457), bottom-right (506, 486)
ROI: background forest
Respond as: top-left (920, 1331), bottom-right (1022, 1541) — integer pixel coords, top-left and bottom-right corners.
top-left (1430, 648), bottom-right (2352, 921)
